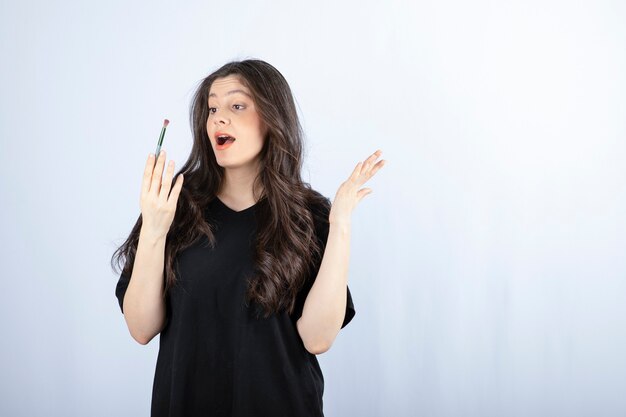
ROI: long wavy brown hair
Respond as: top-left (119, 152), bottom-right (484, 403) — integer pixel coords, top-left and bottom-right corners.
top-left (111, 59), bottom-right (331, 319)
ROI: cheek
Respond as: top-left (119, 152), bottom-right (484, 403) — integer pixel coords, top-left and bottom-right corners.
top-left (252, 114), bottom-right (266, 136)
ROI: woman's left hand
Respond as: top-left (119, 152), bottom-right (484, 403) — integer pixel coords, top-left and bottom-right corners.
top-left (329, 149), bottom-right (386, 224)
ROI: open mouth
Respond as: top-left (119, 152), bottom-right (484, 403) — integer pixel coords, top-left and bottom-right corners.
top-left (216, 135), bottom-right (236, 145)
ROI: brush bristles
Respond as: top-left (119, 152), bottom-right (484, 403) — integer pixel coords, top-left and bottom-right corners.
top-left (163, 119), bottom-right (170, 128)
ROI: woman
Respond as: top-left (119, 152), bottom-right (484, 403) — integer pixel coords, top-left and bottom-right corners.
top-left (112, 59), bottom-right (385, 416)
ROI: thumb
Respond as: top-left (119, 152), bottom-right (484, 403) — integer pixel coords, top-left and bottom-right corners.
top-left (357, 188), bottom-right (372, 203)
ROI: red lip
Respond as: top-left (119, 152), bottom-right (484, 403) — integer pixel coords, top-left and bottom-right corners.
top-left (214, 131), bottom-right (235, 140)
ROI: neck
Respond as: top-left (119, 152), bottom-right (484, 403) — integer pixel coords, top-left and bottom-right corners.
top-left (218, 160), bottom-right (264, 206)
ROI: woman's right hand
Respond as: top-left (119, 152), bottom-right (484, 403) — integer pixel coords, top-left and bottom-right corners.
top-left (140, 150), bottom-right (184, 240)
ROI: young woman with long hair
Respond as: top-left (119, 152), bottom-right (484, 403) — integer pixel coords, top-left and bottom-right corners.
top-left (111, 58), bottom-right (385, 416)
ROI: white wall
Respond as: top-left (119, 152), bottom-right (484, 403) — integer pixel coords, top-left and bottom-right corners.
top-left (1, 0), bottom-right (624, 416)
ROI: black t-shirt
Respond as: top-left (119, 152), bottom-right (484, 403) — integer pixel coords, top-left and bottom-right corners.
top-left (115, 195), bottom-right (355, 417)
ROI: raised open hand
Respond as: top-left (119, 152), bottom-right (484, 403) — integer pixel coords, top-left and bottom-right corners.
top-left (139, 150), bottom-right (184, 240)
top-left (329, 149), bottom-right (385, 224)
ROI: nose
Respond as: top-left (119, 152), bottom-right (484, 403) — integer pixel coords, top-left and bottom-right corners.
top-left (213, 110), bottom-right (229, 126)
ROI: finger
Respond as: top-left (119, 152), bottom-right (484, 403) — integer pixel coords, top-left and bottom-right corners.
top-left (362, 150), bottom-right (383, 174)
top-left (349, 161), bottom-right (363, 181)
top-left (357, 188), bottom-right (373, 203)
top-left (141, 153), bottom-right (156, 198)
top-left (364, 149), bottom-right (382, 165)
top-left (159, 160), bottom-right (176, 204)
top-left (150, 150), bottom-right (167, 194)
top-left (168, 173), bottom-right (184, 206)
top-left (366, 159), bottom-right (386, 178)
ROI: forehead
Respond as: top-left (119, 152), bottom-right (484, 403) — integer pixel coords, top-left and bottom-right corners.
top-left (208, 75), bottom-right (252, 99)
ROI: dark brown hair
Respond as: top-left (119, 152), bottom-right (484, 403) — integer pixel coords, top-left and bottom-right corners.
top-left (111, 59), bottom-right (330, 319)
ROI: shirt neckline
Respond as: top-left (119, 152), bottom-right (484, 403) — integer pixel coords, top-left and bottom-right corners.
top-left (214, 196), bottom-right (260, 215)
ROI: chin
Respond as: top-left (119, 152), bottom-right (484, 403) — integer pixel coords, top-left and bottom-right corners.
top-left (216, 159), bottom-right (246, 169)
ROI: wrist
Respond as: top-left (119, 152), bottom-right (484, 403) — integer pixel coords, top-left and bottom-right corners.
top-left (329, 219), bottom-right (351, 234)
top-left (140, 227), bottom-right (167, 245)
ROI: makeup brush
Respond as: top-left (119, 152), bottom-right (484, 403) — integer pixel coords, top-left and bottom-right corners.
top-left (154, 119), bottom-right (169, 162)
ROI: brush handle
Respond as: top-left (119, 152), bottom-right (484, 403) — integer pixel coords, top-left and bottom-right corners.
top-left (154, 126), bottom-right (167, 163)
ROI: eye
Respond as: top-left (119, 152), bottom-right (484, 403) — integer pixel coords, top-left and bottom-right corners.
top-left (207, 104), bottom-right (244, 116)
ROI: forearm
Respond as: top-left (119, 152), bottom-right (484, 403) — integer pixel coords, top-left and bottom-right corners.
top-left (122, 227), bottom-right (168, 345)
top-left (297, 220), bottom-right (351, 354)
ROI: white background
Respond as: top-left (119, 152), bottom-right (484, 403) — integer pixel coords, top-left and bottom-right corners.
top-left (1, 0), bottom-right (625, 416)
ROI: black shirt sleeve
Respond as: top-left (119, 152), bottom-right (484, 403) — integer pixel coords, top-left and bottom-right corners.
top-left (291, 197), bottom-right (356, 329)
top-left (115, 270), bottom-right (130, 314)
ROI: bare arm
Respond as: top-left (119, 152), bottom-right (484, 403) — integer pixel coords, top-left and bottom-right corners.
top-left (121, 227), bottom-right (167, 345)
top-left (296, 149), bottom-right (385, 354)
top-left (296, 220), bottom-right (351, 354)
top-left (120, 150), bottom-right (183, 345)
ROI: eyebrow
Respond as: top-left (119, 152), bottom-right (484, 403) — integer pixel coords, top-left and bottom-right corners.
top-left (208, 89), bottom-right (252, 99)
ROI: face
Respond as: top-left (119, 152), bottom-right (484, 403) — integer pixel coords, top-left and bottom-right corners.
top-left (206, 75), bottom-right (267, 170)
